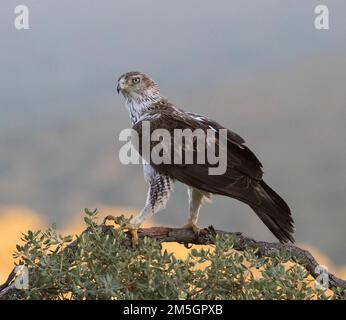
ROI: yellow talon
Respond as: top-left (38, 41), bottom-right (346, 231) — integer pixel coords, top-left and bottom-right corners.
top-left (103, 215), bottom-right (116, 225)
top-left (183, 223), bottom-right (201, 235)
top-left (129, 228), bottom-right (139, 248)
top-left (103, 216), bottom-right (139, 248)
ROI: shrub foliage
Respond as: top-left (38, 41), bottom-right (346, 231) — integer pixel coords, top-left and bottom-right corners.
top-left (11, 209), bottom-right (334, 300)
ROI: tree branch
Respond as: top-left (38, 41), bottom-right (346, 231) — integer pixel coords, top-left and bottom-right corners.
top-left (1, 224), bottom-right (345, 299)
top-left (136, 226), bottom-right (346, 295)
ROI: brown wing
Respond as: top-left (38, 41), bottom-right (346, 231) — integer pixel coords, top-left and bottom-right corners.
top-left (134, 105), bottom-right (264, 180)
top-left (132, 105), bottom-right (294, 243)
top-left (185, 111), bottom-right (263, 179)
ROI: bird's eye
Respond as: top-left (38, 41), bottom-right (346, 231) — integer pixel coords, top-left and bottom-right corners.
top-left (132, 77), bottom-right (140, 84)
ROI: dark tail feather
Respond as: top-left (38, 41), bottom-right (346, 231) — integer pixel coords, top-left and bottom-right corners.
top-left (251, 181), bottom-right (295, 243)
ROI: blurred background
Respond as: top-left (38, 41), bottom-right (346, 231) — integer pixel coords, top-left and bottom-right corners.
top-left (1, 0), bottom-right (346, 279)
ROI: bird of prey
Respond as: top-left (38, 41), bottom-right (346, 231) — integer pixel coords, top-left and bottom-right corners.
top-left (116, 71), bottom-right (294, 245)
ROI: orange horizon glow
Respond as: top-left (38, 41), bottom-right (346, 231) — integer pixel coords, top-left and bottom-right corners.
top-left (1, 205), bottom-right (345, 291)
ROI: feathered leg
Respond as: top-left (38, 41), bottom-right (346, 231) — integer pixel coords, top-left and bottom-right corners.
top-left (184, 187), bottom-right (212, 234)
top-left (128, 165), bottom-right (174, 246)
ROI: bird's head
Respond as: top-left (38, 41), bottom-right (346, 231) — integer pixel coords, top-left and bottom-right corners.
top-left (117, 71), bottom-right (160, 102)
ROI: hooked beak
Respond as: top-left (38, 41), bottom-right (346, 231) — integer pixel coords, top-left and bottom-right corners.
top-left (116, 83), bottom-right (121, 94)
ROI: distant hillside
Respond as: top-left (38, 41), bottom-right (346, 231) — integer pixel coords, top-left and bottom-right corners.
top-left (0, 55), bottom-right (345, 264)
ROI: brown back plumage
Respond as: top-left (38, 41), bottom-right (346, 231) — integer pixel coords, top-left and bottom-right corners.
top-left (132, 102), bottom-right (295, 243)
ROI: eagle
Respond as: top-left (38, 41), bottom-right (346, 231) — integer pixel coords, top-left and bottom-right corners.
top-left (116, 71), bottom-right (294, 245)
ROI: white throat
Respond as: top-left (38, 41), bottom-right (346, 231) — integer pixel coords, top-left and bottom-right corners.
top-left (125, 93), bottom-right (162, 124)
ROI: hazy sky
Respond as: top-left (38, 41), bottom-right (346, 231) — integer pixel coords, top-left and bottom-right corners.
top-left (0, 1), bottom-right (346, 264)
top-left (1, 0), bottom-right (345, 118)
